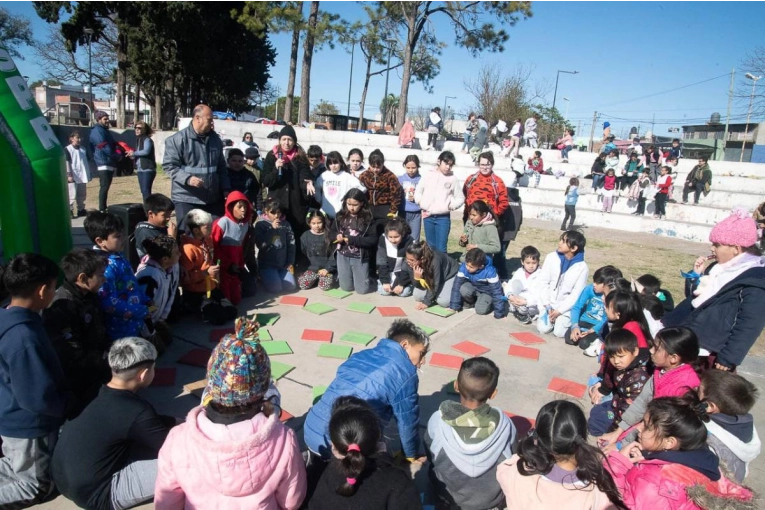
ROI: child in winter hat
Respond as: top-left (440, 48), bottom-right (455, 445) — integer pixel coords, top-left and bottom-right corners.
top-left (155, 315), bottom-right (307, 507)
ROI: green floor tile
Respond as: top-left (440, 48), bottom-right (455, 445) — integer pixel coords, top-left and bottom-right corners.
top-left (347, 302), bottom-right (376, 314)
top-left (317, 344), bottom-right (353, 360)
top-left (419, 324), bottom-right (438, 336)
top-left (339, 331), bottom-right (376, 346)
top-left (262, 341), bottom-right (292, 356)
top-left (312, 385), bottom-right (328, 404)
top-left (257, 329), bottom-right (273, 341)
top-left (304, 303), bottom-right (337, 315)
top-left (253, 313), bottom-right (280, 326)
top-left (270, 360), bottom-right (295, 380)
top-left (425, 305), bottom-right (455, 317)
top-left (324, 288), bottom-right (352, 299)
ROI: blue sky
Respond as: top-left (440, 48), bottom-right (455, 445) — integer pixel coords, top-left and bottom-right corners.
top-left (6, 1), bottom-right (765, 138)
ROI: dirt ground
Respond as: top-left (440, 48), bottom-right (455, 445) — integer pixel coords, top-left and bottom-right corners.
top-left (84, 172), bottom-right (765, 355)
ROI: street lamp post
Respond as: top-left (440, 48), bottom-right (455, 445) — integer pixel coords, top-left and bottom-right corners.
top-left (550, 70), bottom-right (577, 145)
top-left (381, 39), bottom-right (396, 133)
top-left (563, 97), bottom-right (570, 122)
top-left (741, 72), bottom-right (762, 162)
top-left (84, 28), bottom-right (94, 124)
top-left (346, 40), bottom-right (355, 119)
top-left (443, 95), bottom-right (456, 132)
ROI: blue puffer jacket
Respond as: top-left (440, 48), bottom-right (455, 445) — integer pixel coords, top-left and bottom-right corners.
top-left (89, 124), bottom-right (118, 168)
top-left (449, 256), bottom-right (506, 319)
top-left (303, 339), bottom-right (420, 458)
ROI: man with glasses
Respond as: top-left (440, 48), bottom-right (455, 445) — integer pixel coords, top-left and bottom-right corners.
top-left (90, 111), bottom-right (119, 212)
top-left (682, 156), bottom-right (712, 205)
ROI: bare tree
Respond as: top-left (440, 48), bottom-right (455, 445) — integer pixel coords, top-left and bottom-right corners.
top-left (738, 47), bottom-right (765, 117)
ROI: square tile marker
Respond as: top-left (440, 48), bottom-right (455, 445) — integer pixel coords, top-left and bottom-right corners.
top-left (257, 329), bottom-right (273, 341)
top-left (503, 412), bottom-right (537, 437)
top-left (324, 289), bottom-right (352, 299)
top-left (339, 331), bottom-right (376, 346)
top-left (425, 305), bottom-right (455, 317)
top-left (507, 345), bottom-right (540, 361)
top-left (253, 313), bottom-right (280, 326)
top-left (304, 303), bottom-right (337, 315)
top-left (262, 341), bottom-right (293, 356)
top-left (347, 302), bottom-right (376, 314)
top-left (377, 306), bottom-right (407, 317)
top-left (279, 409), bottom-right (294, 422)
top-left (152, 367), bottom-right (177, 387)
top-left (312, 385), bottom-right (328, 404)
top-left (429, 353), bottom-right (464, 370)
top-left (301, 329), bottom-right (334, 342)
top-left (510, 332), bottom-right (546, 345)
top-left (177, 348), bottom-right (211, 368)
top-left (318, 344), bottom-right (353, 360)
top-left (280, 296), bottom-right (307, 306)
top-left (209, 327), bottom-right (234, 343)
top-left (547, 377), bottom-right (587, 399)
top-left (452, 341), bottom-right (490, 357)
top-left (270, 361), bottom-right (295, 380)
top-left (419, 325), bottom-right (438, 336)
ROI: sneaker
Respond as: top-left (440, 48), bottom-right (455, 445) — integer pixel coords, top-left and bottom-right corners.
top-left (77, 209), bottom-right (87, 217)
top-left (513, 310), bottom-right (532, 324)
top-left (583, 339), bottom-right (603, 357)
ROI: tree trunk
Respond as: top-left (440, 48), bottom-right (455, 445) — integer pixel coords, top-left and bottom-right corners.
top-left (115, 31), bottom-right (129, 128)
top-left (154, 86), bottom-right (161, 130)
top-left (284, 24), bottom-right (301, 123)
top-left (396, 16), bottom-right (417, 132)
top-left (358, 53), bottom-right (372, 129)
top-left (298, 1), bottom-right (319, 124)
top-left (135, 81), bottom-right (141, 125)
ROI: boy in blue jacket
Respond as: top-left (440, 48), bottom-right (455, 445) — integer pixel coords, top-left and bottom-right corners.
top-left (304, 319), bottom-right (430, 461)
top-left (564, 265), bottom-right (623, 350)
top-left (449, 248), bottom-right (506, 319)
top-left (0, 253), bottom-right (73, 507)
top-left (84, 211), bottom-right (152, 341)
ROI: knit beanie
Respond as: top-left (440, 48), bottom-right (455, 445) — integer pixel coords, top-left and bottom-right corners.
top-left (709, 208), bottom-right (758, 248)
top-left (279, 125), bottom-right (297, 143)
top-left (204, 317), bottom-right (271, 408)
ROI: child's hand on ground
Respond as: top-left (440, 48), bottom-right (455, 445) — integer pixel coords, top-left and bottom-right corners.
top-left (392, 285), bottom-right (404, 295)
top-left (548, 309), bottom-right (561, 322)
top-left (446, 308), bottom-right (458, 314)
top-left (318, 269), bottom-right (328, 277)
top-left (382, 283), bottom-right (392, 293)
top-left (415, 302), bottom-right (428, 311)
top-left (570, 327), bottom-right (581, 342)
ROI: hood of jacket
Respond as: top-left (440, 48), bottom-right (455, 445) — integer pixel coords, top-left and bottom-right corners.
top-left (706, 416), bottom-right (761, 463)
top-left (0, 306), bottom-right (39, 338)
top-left (557, 250), bottom-right (585, 275)
top-left (224, 190), bottom-right (253, 224)
top-left (645, 448), bottom-right (720, 481)
top-left (428, 403), bottom-right (514, 478)
top-left (182, 406), bottom-right (289, 497)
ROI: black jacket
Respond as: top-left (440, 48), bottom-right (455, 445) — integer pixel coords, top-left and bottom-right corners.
top-left (261, 150), bottom-right (312, 230)
top-left (403, 250), bottom-right (459, 307)
top-left (227, 166), bottom-right (262, 213)
top-left (308, 455), bottom-right (421, 510)
top-left (376, 234), bottom-right (413, 286)
top-left (331, 214), bottom-right (377, 263)
top-left (663, 266), bottom-right (765, 369)
top-left (43, 282), bottom-right (110, 416)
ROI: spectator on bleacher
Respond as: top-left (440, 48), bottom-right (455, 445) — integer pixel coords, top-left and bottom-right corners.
top-left (523, 114), bottom-right (539, 148)
top-left (682, 156), bottom-right (712, 205)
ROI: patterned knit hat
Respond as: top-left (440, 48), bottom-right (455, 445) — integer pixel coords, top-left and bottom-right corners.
top-left (204, 317), bottom-right (270, 408)
top-left (709, 208), bottom-right (758, 248)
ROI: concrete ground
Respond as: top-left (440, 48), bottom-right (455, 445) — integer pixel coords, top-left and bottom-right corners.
top-left (38, 218), bottom-right (765, 509)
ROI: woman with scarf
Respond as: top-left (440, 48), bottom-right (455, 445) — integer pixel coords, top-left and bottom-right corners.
top-left (663, 208), bottom-right (765, 371)
top-left (261, 126), bottom-right (313, 255)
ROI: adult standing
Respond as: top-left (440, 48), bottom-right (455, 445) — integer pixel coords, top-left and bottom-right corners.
top-left (462, 152), bottom-right (511, 279)
top-left (426, 107), bottom-right (443, 150)
top-left (506, 118), bottom-right (523, 158)
top-left (645, 144), bottom-right (662, 182)
top-left (261, 125), bottom-right (313, 243)
top-left (128, 121), bottom-right (156, 202)
top-left (461, 113), bottom-right (478, 153)
top-left (662, 209), bottom-right (765, 371)
top-left (523, 114), bottom-right (538, 148)
top-left (683, 156), bottom-right (712, 205)
top-left (163, 104), bottom-right (229, 232)
top-left (90, 111), bottom-right (119, 212)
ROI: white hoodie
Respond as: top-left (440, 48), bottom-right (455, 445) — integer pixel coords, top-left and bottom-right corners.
top-left (315, 170), bottom-right (366, 218)
top-left (536, 251), bottom-right (589, 314)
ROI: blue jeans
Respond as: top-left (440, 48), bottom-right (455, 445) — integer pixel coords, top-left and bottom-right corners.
top-left (424, 214), bottom-right (451, 253)
top-left (260, 267), bottom-right (296, 294)
top-left (560, 145), bottom-right (573, 160)
top-left (137, 171), bottom-right (156, 201)
top-left (461, 133), bottom-right (473, 151)
top-left (377, 280), bottom-right (414, 297)
top-left (405, 211), bottom-right (422, 242)
top-left (592, 174), bottom-right (604, 190)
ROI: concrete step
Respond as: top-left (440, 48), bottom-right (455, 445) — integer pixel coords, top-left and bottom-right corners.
top-left (522, 202), bottom-right (713, 243)
top-left (518, 188), bottom-right (732, 225)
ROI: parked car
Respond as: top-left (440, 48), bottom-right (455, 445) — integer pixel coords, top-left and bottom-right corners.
top-left (213, 111), bottom-right (236, 121)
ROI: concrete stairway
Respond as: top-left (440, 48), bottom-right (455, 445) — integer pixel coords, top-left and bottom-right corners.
top-left (160, 119), bottom-right (765, 243)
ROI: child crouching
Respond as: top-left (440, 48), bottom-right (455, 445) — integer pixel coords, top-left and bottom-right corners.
top-left (426, 357), bottom-right (515, 510)
top-left (299, 211), bottom-right (336, 291)
top-left (449, 248), bottom-right (507, 318)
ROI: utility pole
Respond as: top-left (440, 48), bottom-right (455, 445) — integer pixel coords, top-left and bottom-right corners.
top-left (346, 40), bottom-right (355, 119)
top-left (275, 85), bottom-right (280, 121)
top-left (721, 68), bottom-right (735, 161)
top-left (651, 114), bottom-right (655, 141)
top-left (588, 111), bottom-right (598, 152)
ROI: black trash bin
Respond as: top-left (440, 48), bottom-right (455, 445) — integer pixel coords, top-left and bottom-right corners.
top-left (107, 203), bottom-right (146, 270)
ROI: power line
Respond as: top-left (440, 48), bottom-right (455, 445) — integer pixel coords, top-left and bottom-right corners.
top-left (592, 73), bottom-right (731, 109)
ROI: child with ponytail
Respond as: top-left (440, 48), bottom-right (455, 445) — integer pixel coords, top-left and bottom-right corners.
top-left (497, 400), bottom-right (626, 509)
top-left (605, 395), bottom-right (754, 509)
top-left (309, 396), bottom-right (421, 509)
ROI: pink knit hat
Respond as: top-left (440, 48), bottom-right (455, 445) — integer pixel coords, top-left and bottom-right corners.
top-left (709, 208), bottom-right (758, 247)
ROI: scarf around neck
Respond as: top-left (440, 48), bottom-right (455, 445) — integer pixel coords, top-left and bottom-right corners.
top-left (692, 252), bottom-right (764, 308)
top-left (272, 145), bottom-right (298, 163)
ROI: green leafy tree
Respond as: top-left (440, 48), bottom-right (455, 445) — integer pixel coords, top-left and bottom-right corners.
top-left (264, 96), bottom-right (300, 122)
top-left (310, 99), bottom-right (338, 122)
top-left (0, 7), bottom-right (33, 58)
top-left (28, 78), bottom-right (63, 89)
top-left (374, 1), bottom-right (532, 131)
top-left (379, 94), bottom-right (399, 128)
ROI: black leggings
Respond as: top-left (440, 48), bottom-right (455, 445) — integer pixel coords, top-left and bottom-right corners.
top-left (98, 170), bottom-right (114, 212)
top-left (562, 205), bottom-right (576, 229)
top-left (655, 193), bottom-right (668, 216)
top-left (428, 132), bottom-right (438, 148)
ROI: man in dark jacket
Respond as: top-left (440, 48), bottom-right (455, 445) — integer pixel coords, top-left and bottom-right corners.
top-left (163, 104), bottom-right (229, 231)
top-left (90, 111), bottom-right (120, 212)
top-left (683, 156), bottom-right (712, 205)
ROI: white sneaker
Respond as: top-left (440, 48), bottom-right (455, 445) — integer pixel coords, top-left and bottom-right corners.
top-left (583, 339), bottom-right (603, 357)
